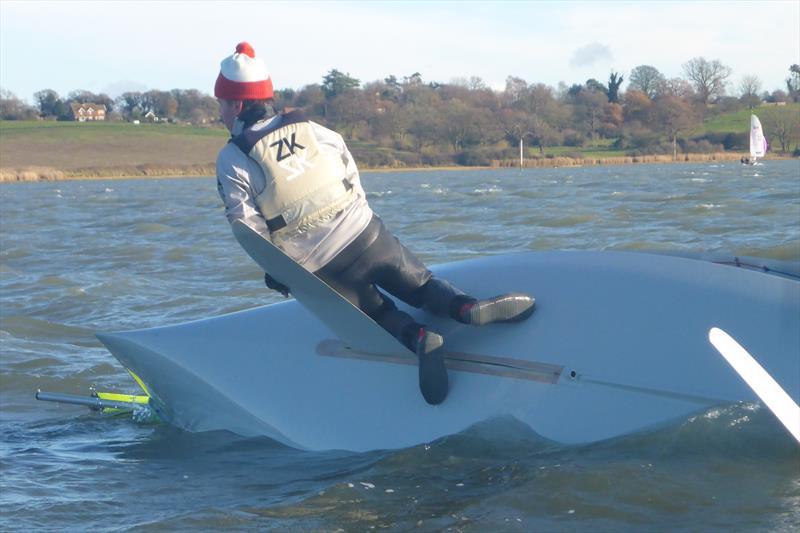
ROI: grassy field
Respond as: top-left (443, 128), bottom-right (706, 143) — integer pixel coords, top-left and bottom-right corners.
top-left (0, 121), bottom-right (227, 174)
top-left (0, 119), bottom-right (226, 138)
top-left (696, 102), bottom-right (800, 134)
top-left (542, 141), bottom-right (628, 159)
top-left (696, 106), bottom-right (755, 134)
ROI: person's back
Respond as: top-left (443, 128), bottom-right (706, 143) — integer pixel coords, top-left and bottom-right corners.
top-left (217, 108), bottom-right (372, 272)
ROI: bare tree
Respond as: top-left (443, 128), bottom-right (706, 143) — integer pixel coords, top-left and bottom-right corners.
top-left (328, 91), bottom-right (371, 139)
top-left (468, 76), bottom-right (487, 91)
top-left (652, 95), bottom-right (697, 160)
top-left (403, 72), bottom-right (423, 87)
top-left (574, 89), bottom-right (608, 145)
top-left (523, 83), bottom-right (566, 144)
top-left (659, 77), bottom-right (695, 100)
top-left (682, 57), bottom-right (732, 104)
top-left (294, 84), bottom-right (326, 117)
top-left (407, 103), bottom-right (442, 151)
top-left (622, 89), bottom-right (652, 125)
top-left (787, 64), bottom-right (800, 102)
top-left (628, 65), bottom-right (665, 99)
top-left (738, 75), bottom-right (762, 109)
top-left (761, 106), bottom-right (800, 154)
top-left (504, 76), bottom-right (528, 105)
top-left (367, 99), bottom-right (410, 144)
top-left (439, 99), bottom-right (496, 151)
top-left (0, 89), bottom-right (38, 120)
top-left (524, 84), bottom-right (553, 113)
top-left (116, 91), bottom-right (145, 118)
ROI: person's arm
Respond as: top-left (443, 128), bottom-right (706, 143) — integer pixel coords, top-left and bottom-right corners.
top-left (216, 146), bottom-right (270, 240)
top-left (217, 147), bottom-right (290, 297)
top-left (311, 122), bottom-right (367, 198)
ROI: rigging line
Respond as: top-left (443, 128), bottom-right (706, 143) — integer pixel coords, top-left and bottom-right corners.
top-left (713, 259), bottom-right (800, 280)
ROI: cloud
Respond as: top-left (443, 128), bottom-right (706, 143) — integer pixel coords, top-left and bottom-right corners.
top-left (570, 43), bottom-right (613, 68)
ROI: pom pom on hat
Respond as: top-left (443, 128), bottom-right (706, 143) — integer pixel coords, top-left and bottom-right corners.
top-left (214, 42), bottom-right (273, 100)
top-left (235, 42), bottom-right (255, 58)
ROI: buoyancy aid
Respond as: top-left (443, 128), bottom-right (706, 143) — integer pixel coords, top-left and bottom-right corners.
top-left (231, 110), bottom-right (355, 241)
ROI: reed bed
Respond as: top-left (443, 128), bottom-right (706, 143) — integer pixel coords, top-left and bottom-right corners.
top-left (493, 152), bottom-right (745, 168)
top-left (0, 163), bottom-right (215, 182)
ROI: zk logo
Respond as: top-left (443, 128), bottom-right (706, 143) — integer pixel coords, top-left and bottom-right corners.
top-left (270, 133), bottom-right (313, 181)
top-left (270, 133), bottom-right (305, 162)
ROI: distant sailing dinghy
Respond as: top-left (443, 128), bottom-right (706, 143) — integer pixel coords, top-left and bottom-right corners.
top-left (745, 113), bottom-right (768, 165)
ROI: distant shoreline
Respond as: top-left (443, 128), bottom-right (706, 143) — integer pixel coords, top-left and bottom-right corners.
top-left (0, 152), bottom-right (780, 183)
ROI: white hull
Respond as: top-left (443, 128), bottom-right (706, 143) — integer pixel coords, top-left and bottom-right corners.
top-left (97, 252), bottom-right (800, 451)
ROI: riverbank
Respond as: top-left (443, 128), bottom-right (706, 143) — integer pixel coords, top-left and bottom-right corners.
top-left (0, 152), bottom-right (768, 182)
top-left (3, 119), bottom-right (796, 182)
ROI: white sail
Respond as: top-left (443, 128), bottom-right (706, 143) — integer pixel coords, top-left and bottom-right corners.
top-left (750, 114), bottom-right (768, 160)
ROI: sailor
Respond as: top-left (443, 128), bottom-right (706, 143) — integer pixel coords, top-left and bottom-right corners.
top-left (214, 42), bottom-right (534, 404)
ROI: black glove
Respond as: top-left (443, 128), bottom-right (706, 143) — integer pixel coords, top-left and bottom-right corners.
top-left (264, 272), bottom-right (290, 298)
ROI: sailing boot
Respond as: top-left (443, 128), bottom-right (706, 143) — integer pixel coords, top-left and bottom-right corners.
top-left (403, 324), bottom-right (448, 405)
top-left (454, 293), bottom-right (536, 326)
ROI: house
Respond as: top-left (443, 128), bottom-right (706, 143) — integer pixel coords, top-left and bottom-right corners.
top-left (70, 103), bottom-right (106, 122)
top-left (143, 110), bottom-right (159, 122)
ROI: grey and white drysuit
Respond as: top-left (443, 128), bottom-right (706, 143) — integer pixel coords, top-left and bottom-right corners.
top-left (216, 111), bottom-right (473, 347)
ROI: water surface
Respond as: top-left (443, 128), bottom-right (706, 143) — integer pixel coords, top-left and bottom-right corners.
top-left (2, 161), bottom-right (799, 531)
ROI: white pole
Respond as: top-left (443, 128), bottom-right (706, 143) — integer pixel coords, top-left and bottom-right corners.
top-left (709, 327), bottom-right (800, 443)
top-left (519, 138), bottom-right (523, 170)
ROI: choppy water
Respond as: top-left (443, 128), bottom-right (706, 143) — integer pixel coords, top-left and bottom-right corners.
top-left (2, 161), bottom-right (799, 531)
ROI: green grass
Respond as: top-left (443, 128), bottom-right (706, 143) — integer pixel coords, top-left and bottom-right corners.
top-left (696, 103), bottom-right (800, 135)
top-left (0, 120), bottom-right (228, 141)
top-left (0, 120), bottom-right (228, 171)
top-left (699, 108), bottom-right (753, 134)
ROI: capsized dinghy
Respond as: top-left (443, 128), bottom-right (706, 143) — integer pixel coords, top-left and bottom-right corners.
top-left (90, 247), bottom-right (799, 452)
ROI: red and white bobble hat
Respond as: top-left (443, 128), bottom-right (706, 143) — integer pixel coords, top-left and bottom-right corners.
top-left (214, 42), bottom-right (274, 100)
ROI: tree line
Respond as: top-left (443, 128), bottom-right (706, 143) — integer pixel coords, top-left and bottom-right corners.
top-left (2, 58), bottom-right (799, 163)
top-left (0, 88), bottom-right (220, 125)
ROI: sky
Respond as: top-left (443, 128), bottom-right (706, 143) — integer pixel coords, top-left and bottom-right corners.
top-left (1, 0), bottom-right (799, 103)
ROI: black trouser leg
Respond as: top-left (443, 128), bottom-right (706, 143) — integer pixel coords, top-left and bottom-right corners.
top-left (407, 277), bottom-right (476, 320)
top-left (315, 215), bottom-right (474, 346)
top-left (373, 306), bottom-right (424, 351)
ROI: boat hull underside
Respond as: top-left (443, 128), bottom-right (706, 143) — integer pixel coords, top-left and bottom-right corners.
top-left (97, 251), bottom-right (800, 451)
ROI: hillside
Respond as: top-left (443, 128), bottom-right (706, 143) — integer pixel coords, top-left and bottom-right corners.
top-left (0, 121), bottom-right (226, 179)
top-left (699, 104), bottom-right (798, 133)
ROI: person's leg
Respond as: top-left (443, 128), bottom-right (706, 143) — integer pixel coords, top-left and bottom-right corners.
top-left (316, 263), bottom-right (448, 405)
top-left (409, 277), bottom-right (535, 325)
top-left (410, 277), bottom-right (473, 318)
top-left (363, 218), bottom-right (536, 326)
top-left (363, 222), bottom-right (464, 317)
top-left (314, 218), bottom-right (447, 404)
top-left (313, 217), bottom-right (443, 349)
top-left (453, 293), bottom-right (536, 326)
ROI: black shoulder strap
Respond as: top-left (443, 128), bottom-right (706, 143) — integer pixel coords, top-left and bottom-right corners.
top-left (229, 110), bottom-right (309, 154)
